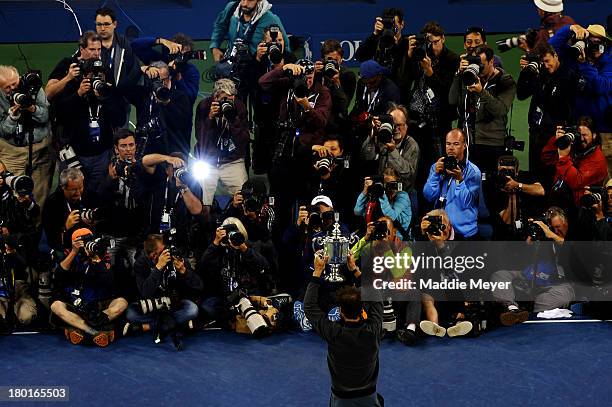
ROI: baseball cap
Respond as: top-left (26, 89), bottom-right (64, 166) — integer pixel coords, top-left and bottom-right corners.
top-left (533, 0), bottom-right (563, 13)
top-left (72, 228), bottom-right (93, 242)
top-left (311, 195), bottom-right (333, 209)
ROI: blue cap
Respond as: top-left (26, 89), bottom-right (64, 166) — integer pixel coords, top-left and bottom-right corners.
top-left (359, 59), bottom-right (389, 79)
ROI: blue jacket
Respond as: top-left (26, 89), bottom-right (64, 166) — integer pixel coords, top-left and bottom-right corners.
top-left (130, 37), bottom-right (200, 106)
top-left (549, 26), bottom-right (612, 132)
top-left (209, 1), bottom-right (290, 56)
top-left (354, 191), bottom-right (412, 237)
top-left (423, 161), bottom-right (481, 238)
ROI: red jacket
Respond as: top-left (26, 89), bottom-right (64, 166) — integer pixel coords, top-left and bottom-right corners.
top-left (535, 13), bottom-right (575, 48)
top-left (541, 135), bottom-right (607, 205)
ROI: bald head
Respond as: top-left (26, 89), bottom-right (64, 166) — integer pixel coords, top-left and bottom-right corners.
top-left (445, 128), bottom-right (467, 161)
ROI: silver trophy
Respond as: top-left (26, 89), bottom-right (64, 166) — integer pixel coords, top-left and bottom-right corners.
top-left (315, 213), bottom-right (357, 283)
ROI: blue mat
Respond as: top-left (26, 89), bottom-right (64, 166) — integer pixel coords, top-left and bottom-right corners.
top-left (3, 323), bottom-right (612, 407)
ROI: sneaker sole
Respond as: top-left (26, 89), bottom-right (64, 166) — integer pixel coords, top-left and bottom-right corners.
top-left (448, 321), bottom-right (473, 337)
top-left (420, 320), bottom-right (446, 337)
top-left (500, 310), bottom-right (529, 326)
top-left (64, 328), bottom-right (85, 345)
top-left (93, 330), bottom-right (115, 347)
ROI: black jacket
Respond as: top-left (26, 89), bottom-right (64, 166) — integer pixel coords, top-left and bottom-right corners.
top-left (133, 252), bottom-right (203, 301)
top-left (305, 276), bottom-right (383, 399)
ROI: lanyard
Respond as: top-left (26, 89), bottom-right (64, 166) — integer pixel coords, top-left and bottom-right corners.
top-left (363, 88), bottom-right (380, 113)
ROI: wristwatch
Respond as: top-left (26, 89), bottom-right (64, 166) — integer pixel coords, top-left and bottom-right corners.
top-left (517, 183), bottom-right (523, 192)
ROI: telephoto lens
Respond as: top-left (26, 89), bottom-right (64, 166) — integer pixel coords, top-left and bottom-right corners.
top-left (219, 98), bottom-right (237, 121)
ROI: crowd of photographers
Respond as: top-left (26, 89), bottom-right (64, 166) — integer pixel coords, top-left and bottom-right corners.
top-left (0, 1), bottom-right (611, 361)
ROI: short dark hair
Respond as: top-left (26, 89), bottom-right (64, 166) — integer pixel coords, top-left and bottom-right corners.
top-left (322, 134), bottom-right (344, 151)
top-left (464, 26), bottom-right (487, 43)
top-left (321, 39), bottom-right (343, 58)
top-left (336, 286), bottom-right (362, 320)
top-left (113, 128), bottom-right (135, 145)
top-left (577, 116), bottom-right (600, 144)
top-left (79, 31), bottom-right (101, 49)
top-left (474, 45), bottom-right (494, 62)
top-left (535, 42), bottom-right (557, 58)
top-left (171, 33), bottom-right (194, 50)
top-left (382, 8), bottom-right (404, 23)
top-left (95, 7), bottom-right (116, 22)
top-left (422, 21), bottom-right (445, 37)
top-left (144, 234), bottom-right (163, 255)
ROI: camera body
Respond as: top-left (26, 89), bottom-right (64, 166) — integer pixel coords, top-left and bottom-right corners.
top-left (221, 223), bottom-right (245, 246)
top-left (504, 135), bottom-right (525, 153)
top-left (523, 52), bottom-right (541, 75)
top-left (526, 218), bottom-right (547, 241)
top-left (80, 233), bottom-right (110, 257)
top-left (113, 157), bottom-right (136, 179)
top-left (412, 34), bottom-right (431, 61)
top-left (218, 97), bottom-right (237, 121)
top-left (367, 175), bottom-right (385, 201)
top-left (77, 59), bottom-right (111, 98)
top-left (425, 215), bottom-right (446, 236)
top-left (555, 125), bottom-right (580, 150)
top-left (462, 55), bottom-right (483, 86)
top-left (496, 28), bottom-right (538, 53)
top-left (379, 17), bottom-right (397, 48)
top-left (377, 113), bottom-right (395, 144)
top-left (580, 186), bottom-right (605, 208)
top-left (11, 71), bottom-right (42, 109)
top-left (323, 58), bottom-right (340, 79)
top-left (494, 168), bottom-right (515, 190)
top-left (371, 220), bottom-right (389, 240)
top-left (285, 60), bottom-right (314, 99)
top-left (443, 155), bottom-right (458, 171)
top-left (79, 208), bottom-right (103, 224)
top-left (150, 77), bottom-right (170, 104)
top-left (0, 171), bottom-right (34, 196)
top-left (169, 50), bottom-right (206, 65)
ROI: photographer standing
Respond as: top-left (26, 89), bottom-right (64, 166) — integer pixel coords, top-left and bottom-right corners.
top-left (530, 0), bottom-right (575, 49)
top-left (517, 42), bottom-right (578, 176)
top-left (449, 46), bottom-right (516, 176)
top-left (50, 228), bottom-right (127, 347)
top-left (423, 129), bottom-right (482, 240)
top-left (195, 79), bottom-right (249, 207)
top-left (405, 22), bottom-right (459, 170)
top-left (305, 251), bottom-right (384, 406)
top-left (0, 65), bottom-right (54, 208)
top-left (125, 234), bottom-right (202, 350)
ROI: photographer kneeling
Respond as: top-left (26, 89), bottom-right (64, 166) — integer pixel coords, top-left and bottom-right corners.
top-left (124, 234), bottom-right (202, 350)
top-left (50, 228), bottom-right (127, 347)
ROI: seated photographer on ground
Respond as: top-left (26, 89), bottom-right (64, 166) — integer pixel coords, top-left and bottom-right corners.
top-left (0, 161), bottom-right (40, 247)
top-left (41, 168), bottom-right (99, 252)
top-left (124, 234), bottom-right (202, 349)
top-left (195, 78), bottom-right (249, 207)
top-left (198, 218), bottom-right (270, 324)
top-left (354, 167), bottom-right (412, 240)
top-left (418, 210), bottom-right (479, 338)
top-left (491, 206), bottom-right (574, 326)
top-left (135, 60), bottom-right (192, 155)
top-left (314, 39), bottom-right (357, 134)
top-left (541, 117), bottom-right (607, 208)
top-left (143, 152), bottom-right (205, 259)
top-left (304, 251), bottom-right (384, 406)
top-left (424, 129), bottom-right (482, 240)
top-left (0, 65), bottom-right (54, 208)
top-left (489, 155), bottom-right (546, 240)
top-left (0, 224), bottom-right (38, 332)
top-left (516, 42), bottom-right (578, 176)
top-left (359, 104), bottom-right (420, 193)
top-left (50, 228), bottom-right (127, 347)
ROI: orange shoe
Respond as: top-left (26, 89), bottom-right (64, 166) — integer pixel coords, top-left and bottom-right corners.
top-left (92, 330), bottom-right (115, 347)
top-left (64, 328), bottom-right (85, 345)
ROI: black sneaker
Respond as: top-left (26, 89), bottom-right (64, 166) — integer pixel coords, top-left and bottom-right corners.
top-left (500, 309), bottom-right (529, 326)
top-left (396, 329), bottom-right (417, 346)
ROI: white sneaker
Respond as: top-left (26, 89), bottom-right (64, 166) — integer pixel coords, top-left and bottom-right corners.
top-left (447, 321), bottom-right (473, 337)
top-left (419, 320), bottom-right (446, 337)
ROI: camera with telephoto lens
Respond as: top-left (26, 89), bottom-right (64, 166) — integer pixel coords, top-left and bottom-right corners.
top-left (523, 52), bottom-right (541, 75)
top-left (150, 78), bottom-right (170, 104)
top-left (78, 59), bottom-right (111, 98)
top-left (412, 34), bottom-right (431, 61)
top-left (264, 26), bottom-right (284, 65)
top-left (371, 220), bottom-right (389, 240)
top-left (0, 171), bottom-right (34, 196)
top-left (504, 135), bottom-right (525, 153)
top-left (307, 205), bottom-right (322, 228)
top-left (462, 55), bottom-right (483, 86)
top-left (113, 158), bottom-right (135, 179)
top-left (367, 175), bottom-right (385, 201)
top-left (379, 17), bottom-right (397, 49)
top-left (11, 71), bottom-right (42, 108)
top-left (79, 208), bottom-right (103, 223)
top-left (169, 50), bottom-right (207, 65)
top-left (496, 28), bottom-right (538, 53)
top-left (443, 155), bottom-right (458, 171)
top-left (313, 155), bottom-right (348, 177)
top-left (377, 114), bottom-right (394, 144)
top-left (173, 167), bottom-right (192, 186)
top-left (323, 58), bottom-right (339, 79)
top-left (138, 296), bottom-right (173, 314)
top-left (58, 145), bottom-right (82, 169)
top-left (215, 38), bottom-right (251, 84)
top-left (221, 223), bottom-right (245, 246)
top-left (218, 97), bottom-right (237, 121)
top-left (526, 218), bottom-right (547, 241)
top-left (494, 168), bottom-right (516, 190)
top-left (425, 215), bottom-right (446, 236)
top-left (240, 185), bottom-right (263, 213)
top-left (285, 59), bottom-right (314, 99)
top-left (80, 233), bottom-right (110, 257)
top-left (580, 186), bottom-right (604, 208)
top-left (227, 290), bottom-right (270, 337)
top-left (555, 126), bottom-right (579, 150)
top-left (567, 33), bottom-right (587, 61)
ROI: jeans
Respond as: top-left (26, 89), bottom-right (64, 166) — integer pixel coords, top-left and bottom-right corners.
top-left (126, 299), bottom-right (199, 328)
top-left (74, 149), bottom-right (111, 194)
top-left (199, 296), bottom-right (225, 321)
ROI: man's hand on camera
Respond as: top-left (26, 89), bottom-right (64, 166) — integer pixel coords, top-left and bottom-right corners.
top-left (371, 117), bottom-right (382, 132)
top-left (212, 48), bottom-right (224, 62)
top-left (166, 156), bottom-right (185, 169)
top-left (420, 55), bottom-right (433, 77)
top-left (256, 42), bottom-right (267, 62)
top-left (384, 139), bottom-right (396, 152)
top-left (232, 191), bottom-right (244, 208)
top-left (570, 25), bottom-right (589, 40)
top-left (584, 187), bottom-right (605, 220)
top-left (530, 219), bottom-right (557, 240)
top-left (314, 60), bottom-right (324, 73)
top-left (173, 257), bottom-right (187, 274)
top-left (407, 35), bottom-right (417, 58)
top-left (67, 63), bottom-right (81, 81)
top-left (373, 17), bottom-right (384, 35)
top-left (156, 249), bottom-right (171, 270)
top-left (458, 54), bottom-right (469, 73)
top-left (77, 78), bottom-right (91, 97)
top-left (519, 56), bottom-right (528, 70)
top-left (447, 167), bottom-right (463, 182)
top-left (312, 144), bottom-right (330, 157)
top-left (159, 38), bottom-right (182, 54)
top-left (65, 210), bottom-right (81, 230)
top-left (294, 96), bottom-right (311, 111)
top-left (230, 241), bottom-right (248, 252)
top-left (142, 66), bottom-right (161, 79)
top-left (363, 177), bottom-right (374, 195)
top-left (467, 77), bottom-right (483, 93)
top-left (8, 104), bottom-right (21, 119)
top-left (364, 221), bottom-right (376, 241)
top-left (297, 205), bottom-right (309, 227)
top-left (434, 157), bottom-right (445, 174)
top-left (213, 227), bottom-right (226, 246)
top-left (283, 63), bottom-right (304, 76)
top-left (313, 250), bottom-right (329, 277)
top-left (503, 176), bottom-right (519, 193)
top-left (108, 162), bottom-right (118, 180)
top-left (71, 237), bottom-right (84, 254)
top-left (209, 101), bottom-right (220, 119)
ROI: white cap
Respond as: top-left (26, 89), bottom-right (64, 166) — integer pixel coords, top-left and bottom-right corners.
top-left (534, 0), bottom-right (563, 13)
top-left (311, 195), bottom-right (333, 209)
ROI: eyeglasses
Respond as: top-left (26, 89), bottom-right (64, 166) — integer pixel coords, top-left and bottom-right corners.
top-left (428, 38), bottom-right (442, 46)
top-left (96, 22), bottom-right (113, 27)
